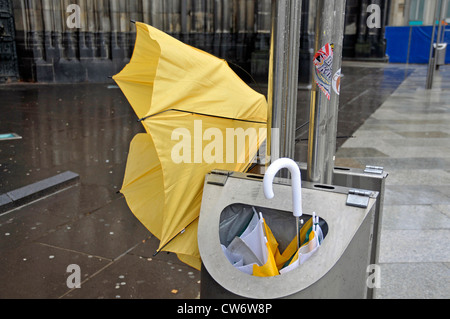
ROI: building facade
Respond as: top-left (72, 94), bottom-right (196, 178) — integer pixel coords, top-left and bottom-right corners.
top-left (1, 0), bottom-right (401, 84)
top-left (389, 0), bottom-right (450, 26)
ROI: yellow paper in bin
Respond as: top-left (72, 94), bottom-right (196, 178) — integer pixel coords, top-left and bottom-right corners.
top-left (252, 217), bottom-right (281, 277)
top-left (275, 217), bottom-right (314, 270)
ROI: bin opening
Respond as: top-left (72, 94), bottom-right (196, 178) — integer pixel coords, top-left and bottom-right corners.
top-left (219, 203), bottom-right (328, 277)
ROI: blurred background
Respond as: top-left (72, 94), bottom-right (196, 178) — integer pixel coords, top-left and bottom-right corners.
top-left (2, 0), bottom-right (448, 84)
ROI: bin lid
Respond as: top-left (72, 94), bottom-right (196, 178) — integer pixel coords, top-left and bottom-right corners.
top-left (433, 43), bottom-right (447, 49)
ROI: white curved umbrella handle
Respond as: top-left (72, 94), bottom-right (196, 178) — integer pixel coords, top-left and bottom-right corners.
top-left (263, 158), bottom-right (303, 218)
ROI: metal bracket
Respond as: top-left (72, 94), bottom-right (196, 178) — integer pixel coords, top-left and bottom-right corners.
top-left (206, 170), bottom-right (232, 187)
top-left (364, 165), bottom-right (384, 175)
top-left (346, 189), bottom-right (373, 208)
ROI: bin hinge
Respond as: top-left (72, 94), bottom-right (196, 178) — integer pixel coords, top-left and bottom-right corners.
top-left (364, 165), bottom-right (384, 175)
top-left (346, 189), bottom-right (374, 208)
top-left (206, 170), bottom-right (232, 186)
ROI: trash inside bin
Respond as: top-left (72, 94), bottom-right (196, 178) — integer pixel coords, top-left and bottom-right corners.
top-left (434, 43), bottom-right (447, 67)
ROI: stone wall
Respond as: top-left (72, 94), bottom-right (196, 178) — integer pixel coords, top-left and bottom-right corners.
top-left (0, 0), bottom-right (19, 82)
top-left (12, 0), bottom-right (275, 83)
top-left (10, 0), bottom-right (389, 83)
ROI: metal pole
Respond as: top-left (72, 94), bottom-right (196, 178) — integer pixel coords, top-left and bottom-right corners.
top-left (268, 0), bottom-right (302, 168)
top-left (325, 0), bottom-right (346, 184)
top-left (441, 0), bottom-right (449, 43)
top-left (434, 0), bottom-right (447, 69)
top-left (404, 0), bottom-right (411, 26)
top-left (307, 0), bottom-right (346, 184)
top-left (426, 0), bottom-right (442, 89)
top-left (286, 0), bottom-right (303, 160)
top-left (406, 26), bottom-right (412, 66)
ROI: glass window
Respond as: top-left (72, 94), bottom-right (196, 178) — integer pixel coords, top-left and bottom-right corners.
top-left (410, 0), bottom-right (426, 22)
top-left (446, 0), bottom-right (450, 18)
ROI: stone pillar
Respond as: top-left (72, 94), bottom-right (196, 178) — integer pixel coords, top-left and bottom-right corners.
top-left (0, 0), bottom-right (19, 82)
top-left (96, 0), bottom-right (110, 60)
top-left (353, 0), bottom-right (388, 60)
top-left (78, 0), bottom-right (92, 59)
top-left (61, 0), bottom-right (77, 60)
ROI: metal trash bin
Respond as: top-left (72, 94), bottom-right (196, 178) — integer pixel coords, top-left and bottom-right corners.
top-left (198, 170), bottom-right (378, 299)
top-left (434, 43), bottom-right (447, 69)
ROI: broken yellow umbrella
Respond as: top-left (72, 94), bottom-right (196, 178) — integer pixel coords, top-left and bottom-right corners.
top-left (113, 22), bottom-right (268, 270)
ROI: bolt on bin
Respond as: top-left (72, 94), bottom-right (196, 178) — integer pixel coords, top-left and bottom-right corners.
top-left (198, 165), bottom-right (379, 299)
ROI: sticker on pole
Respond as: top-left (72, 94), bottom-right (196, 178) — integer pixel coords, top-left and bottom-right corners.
top-left (332, 68), bottom-right (341, 96)
top-left (313, 43), bottom-right (333, 100)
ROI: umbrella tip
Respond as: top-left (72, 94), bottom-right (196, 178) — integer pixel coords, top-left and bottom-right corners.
top-left (130, 19), bottom-right (136, 24)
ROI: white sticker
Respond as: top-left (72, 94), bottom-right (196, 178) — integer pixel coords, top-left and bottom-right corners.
top-left (332, 68), bottom-right (341, 96)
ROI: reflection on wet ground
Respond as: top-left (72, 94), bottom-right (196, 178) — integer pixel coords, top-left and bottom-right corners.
top-left (0, 83), bottom-right (144, 194)
top-left (0, 62), bottom-right (416, 298)
top-left (295, 63), bottom-right (414, 162)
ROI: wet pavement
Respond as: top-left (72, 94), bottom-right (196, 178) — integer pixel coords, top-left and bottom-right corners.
top-left (295, 62), bottom-right (414, 162)
top-left (335, 64), bottom-right (450, 299)
top-left (0, 82), bottom-right (201, 298)
top-left (0, 61), bottom-right (443, 299)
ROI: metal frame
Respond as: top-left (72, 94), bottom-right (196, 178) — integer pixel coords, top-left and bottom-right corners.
top-left (268, 0), bottom-right (302, 165)
top-left (299, 162), bottom-right (388, 299)
top-left (307, 0), bottom-right (347, 184)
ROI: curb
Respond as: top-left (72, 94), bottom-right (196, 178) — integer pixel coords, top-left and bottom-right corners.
top-left (0, 171), bottom-right (80, 214)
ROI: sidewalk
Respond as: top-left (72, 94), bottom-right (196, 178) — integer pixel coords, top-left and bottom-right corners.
top-left (0, 62), bottom-right (448, 299)
top-left (0, 82), bottom-right (201, 299)
top-left (336, 65), bottom-right (450, 298)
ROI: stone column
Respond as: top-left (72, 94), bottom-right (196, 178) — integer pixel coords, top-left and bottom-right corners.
top-left (61, 0), bottom-right (77, 60)
top-left (78, 0), bottom-right (93, 59)
top-left (27, 0), bottom-right (45, 61)
top-left (95, 0), bottom-right (111, 59)
top-left (109, 0), bottom-right (121, 59)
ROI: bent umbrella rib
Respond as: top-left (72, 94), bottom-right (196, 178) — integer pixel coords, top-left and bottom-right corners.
top-left (139, 108), bottom-right (267, 125)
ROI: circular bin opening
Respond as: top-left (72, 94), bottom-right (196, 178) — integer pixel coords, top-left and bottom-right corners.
top-left (219, 203), bottom-right (328, 276)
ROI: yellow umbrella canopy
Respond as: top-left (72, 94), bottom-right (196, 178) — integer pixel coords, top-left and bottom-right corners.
top-left (113, 22), bottom-right (267, 126)
top-left (114, 22), bottom-right (268, 270)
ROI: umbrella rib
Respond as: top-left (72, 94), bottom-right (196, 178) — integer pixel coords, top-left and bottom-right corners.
top-left (153, 218), bottom-right (198, 257)
top-left (138, 109), bottom-right (267, 125)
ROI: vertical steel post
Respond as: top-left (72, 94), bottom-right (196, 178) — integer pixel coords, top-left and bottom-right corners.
top-left (326, 0), bottom-right (346, 184)
top-left (268, 0), bottom-right (302, 167)
top-left (433, 0), bottom-right (447, 70)
top-left (426, 0), bottom-right (442, 89)
top-left (441, 0), bottom-right (449, 43)
top-left (307, 0), bottom-right (346, 184)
